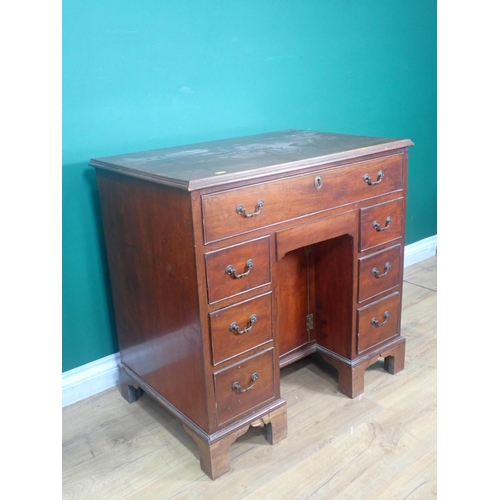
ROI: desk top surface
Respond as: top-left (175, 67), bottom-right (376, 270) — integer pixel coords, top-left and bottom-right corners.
top-left (90, 130), bottom-right (413, 191)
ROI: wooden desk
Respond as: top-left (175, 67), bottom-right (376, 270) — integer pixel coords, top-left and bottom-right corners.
top-left (91, 130), bottom-right (413, 479)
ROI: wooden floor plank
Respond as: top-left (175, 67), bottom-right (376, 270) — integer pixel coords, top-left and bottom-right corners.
top-left (62, 256), bottom-right (437, 499)
top-left (403, 256), bottom-right (437, 291)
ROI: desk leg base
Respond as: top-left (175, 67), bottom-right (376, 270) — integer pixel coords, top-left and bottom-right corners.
top-left (119, 368), bottom-right (144, 403)
top-left (248, 404), bottom-right (288, 445)
top-left (183, 424), bottom-right (249, 480)
top-left (183, 404), bottom-right (287, 480)
top-left (383, 341), bottom-right (406, 375)
top-left (321, 340), bottom-right (406, 398)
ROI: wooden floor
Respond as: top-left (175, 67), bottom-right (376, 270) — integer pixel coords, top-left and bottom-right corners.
top-left (62, 256), bottom-right (437, 499)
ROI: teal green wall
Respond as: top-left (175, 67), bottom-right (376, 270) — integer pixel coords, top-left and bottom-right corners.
top-left (63, 1), bottom-right (436, 372)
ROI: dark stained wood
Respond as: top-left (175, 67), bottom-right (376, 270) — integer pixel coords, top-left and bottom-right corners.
top-left (183, 403), bottom-right (287, 480)
top-left (320, 338), bottom-right (405, 398)
top-left (359, 198), bottom-right (404, 251)
top-left (209, 292), bottom-right (273, 365)
top-left (118, 364), bottom-right (144, 403)
top-left (357, 292), bottom-right (401, 354)
top-left (95, 171), bottom-right (209, 429)
top-left (183, 423), bottom-right (251, 480)
top-left (276, 210), bottom-right (358, 361)
top-left (276, 209), bottom-right (357, 261)
top-left (202, 153), bottom-right (403, 243)
top-left (89, 130), bottom-right (413, 191)
top-left (205, 236), bottom-right (271, 304)
top-left (314, 235), bottom-right (356, 359)
top-left (92, 130), bottom-right (412, 479)
top-left (383, 340), bottom-right (406, 374)
top-left (358, 244), bottom-right (402, 302)
top-left (213, 348), bottom-right (275, 426)
top-left (276, 247), bottom-right (312, 358)
top-left (262, 404), bottom-right (288, 445)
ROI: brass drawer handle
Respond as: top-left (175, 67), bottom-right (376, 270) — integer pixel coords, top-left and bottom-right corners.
top-left (226, 259), bottom-right (254, 279)
top-left (232, 373), bottom-right (259, 393)
top-left (371, 311), bottom-right (390, 327)
top-left (230, 314), bottom-right (258, 335)
top-left (372, 262), bottom-right (391, 278)
top-left (364, 170), bottom-right (385, 186)
top-left (236, 200), bottom-right (264, 218)
top-left (373, 216), bottom-right (392, 232)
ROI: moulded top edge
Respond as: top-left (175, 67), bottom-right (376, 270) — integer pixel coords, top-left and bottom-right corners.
top-left (89, 130), bottom-right (413, 191)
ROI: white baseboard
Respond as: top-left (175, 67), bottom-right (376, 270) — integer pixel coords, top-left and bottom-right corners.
top-left (62, 352), bottom-right (121, 407)
top-left (404, 234), bottom-right (437, 268)
top-left (62, 234), bottom-right (437, 408)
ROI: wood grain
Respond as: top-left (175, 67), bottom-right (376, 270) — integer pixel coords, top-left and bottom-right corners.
top-left (205, 236), bottom-right (271, 304)
top-left (357, 292), bottom-right (401, 353)
top-left (209, 292), bottom-right (273, 365)
top-left (63, 256), bottom-right (436, 499)
top-left (96, 171), bottom-right (208, 429)
top-left (359, 198), bottom-right (404, 251)
top-left (358, 244), bottom-right (402, 302)
top-left (89, 130), bottom-right (413, 191)
top-left (202, 154), bottom-right (402, 243)
top-left (213, 348), bottom-right (276, 426)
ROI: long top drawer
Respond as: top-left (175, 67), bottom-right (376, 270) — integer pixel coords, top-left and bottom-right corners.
top-left (201, 154), bottom-right (403, 243)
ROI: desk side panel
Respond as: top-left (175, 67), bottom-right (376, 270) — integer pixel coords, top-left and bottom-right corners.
top-left (95, 171), bottom-right (208, 430)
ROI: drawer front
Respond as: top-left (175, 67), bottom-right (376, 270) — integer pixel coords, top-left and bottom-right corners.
top-left (214, 348), bottom-right (275, 426)
top-left (359, 198), bottom-right (403, 251)
top-left (358, 245), bottom-right (402, 303)
top-left (202, 154), bottom-right (403, 243)
top-left (210, 293), bottom-right (273, 365)
top-left (205, 236), bottom-right (271, 304)
top-left (357, 293), bottom-right (400, 354)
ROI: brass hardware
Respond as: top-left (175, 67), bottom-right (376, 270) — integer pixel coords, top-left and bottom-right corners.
top-left (372, 262), bottom-right (391, 278)
top-left (314, 176), bottom-right (323, 189)
top-left (232, 373), bottom-right (259, 393)
top-left (236, 200), bottom-right (264, 218)
top-left (364, 170), bottom-right (385, 186)
top-left (306, 313), bottom-right (314, 332)
top-left (226, 259), bottom-right (254, 279)
top-left (371, 311), bottom-right (390, 327)
top-left (230, 314), bottom-right (258, 335)
top-left (373, 216), bottom-right (392, 232)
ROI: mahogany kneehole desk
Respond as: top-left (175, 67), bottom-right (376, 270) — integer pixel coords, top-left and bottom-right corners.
top-left (91, 130), bottom-right (414, 479)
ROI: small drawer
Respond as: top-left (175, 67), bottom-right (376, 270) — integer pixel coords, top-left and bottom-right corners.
top-left (210, 292), bottom-right (273, 365)
top-left (205, 236), bottom-right (271, 304)
top-left (357, 293), bottom-right (400, 354)
top-left (202, 154), bottom-right (404, 243)
top-left (358, 245), bottom-right (402, 303)
top-left (214, 348), bottom-right (275, 426)
top-left (359, 198), bottom-right (403, 251)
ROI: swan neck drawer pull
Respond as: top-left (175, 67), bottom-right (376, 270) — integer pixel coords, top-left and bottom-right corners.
top-left (229, 314), bottom-right (258, 335)
top-left (226, 259), bottom-right (254, 279)
top-left (364, 170), bottom-right (385, 186)
top-left (372, 262), bottom-right (391, 278)
top-left (232, 373), bottom-right (259, 393)
top-left (236, 200), bottom-right (264, 218)
top-left (371, 311), bottom-right (390, 327)
top-left (372, 216), bottom-right (392, 232)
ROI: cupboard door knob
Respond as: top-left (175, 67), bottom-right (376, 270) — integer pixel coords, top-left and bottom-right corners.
top-left (226, 259), bottom-right (254, 279)
top-left (230, 314), bottom-right (258, 335)
top-left (373, 216), bottom-right (392, 232)
top-left (364, 170), bottom-right (385, 186)
top-left (372, 262), bottom-right (391, 278)
top-left (232, 373), bottom-right (258, 393)
top-left (236, 200), bottom-right (264, 218)
top-left (371, 311), bottom-right (390, 327)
